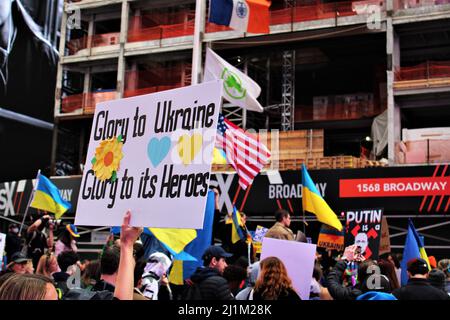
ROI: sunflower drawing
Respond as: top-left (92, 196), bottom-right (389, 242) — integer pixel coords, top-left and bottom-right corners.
top-left (91, 135), bottom-right (124, 181)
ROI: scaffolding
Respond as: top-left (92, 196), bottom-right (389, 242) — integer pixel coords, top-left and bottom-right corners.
top-left (281, 50), bottom-right (295, 131)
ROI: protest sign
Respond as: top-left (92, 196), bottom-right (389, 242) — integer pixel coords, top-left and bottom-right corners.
top-left (0, 233), bottom-right (5, 270)
top-left (379, 216), bottom-right (391, 256)
top-left (75, 81), bottom-right (222, 228)
top-left (260, 238), bottom-right (316, 300)
top-left (344, 208), bottom-right (383, 259)
top-left (252, 225), bottom-right (268, 254)
top-left (317, 224), bottom-right (344, 251)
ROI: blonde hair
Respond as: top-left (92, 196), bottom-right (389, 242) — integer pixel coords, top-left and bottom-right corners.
top-left (437, 259), bottom-right (450, 277)
top-left (0, 274), bottom-right (54, 300)
top-left (36, 253), bottom-right (57, 278)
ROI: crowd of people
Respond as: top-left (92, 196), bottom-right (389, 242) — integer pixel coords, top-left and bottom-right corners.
top-left (0, 208), bottom-right (449, 301)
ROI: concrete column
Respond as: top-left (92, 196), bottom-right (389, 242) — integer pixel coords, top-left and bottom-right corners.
top-left (54, 8), bottom-right (68, 118)
top-left (191, 0), bottom-right (206, 84)
top-left (386, 11), bottom-right (401, 165)
top-left (117, 0), bottom-right (130, 98)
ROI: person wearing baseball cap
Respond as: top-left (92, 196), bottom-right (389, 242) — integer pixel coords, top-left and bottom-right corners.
top-left (393, 258), bottom-right (449, 300)
top-left (183, 246), bottom-right (234, 300)
top-left (6, 252), bottom-right (30, 274)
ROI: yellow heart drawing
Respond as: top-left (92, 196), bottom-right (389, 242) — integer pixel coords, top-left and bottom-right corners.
top-left (177, 134), bottom-right (203, 165)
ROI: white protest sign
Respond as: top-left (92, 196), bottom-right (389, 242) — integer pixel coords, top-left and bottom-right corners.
top-left (0, 233), bottom-right (6, 268)
top-left (75, 81), bottom-right (223, 228)
top-left (261, 238), bottom-right (317, 300)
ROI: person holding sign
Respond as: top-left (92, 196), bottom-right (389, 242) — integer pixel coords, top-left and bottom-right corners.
top-left (327, 245), bottom-right (380, 300)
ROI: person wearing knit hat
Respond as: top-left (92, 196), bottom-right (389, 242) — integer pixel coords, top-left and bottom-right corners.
top-left (55, 224), bottom-right (79, 257)
top-left (428, 269), bottom-right (447, 293)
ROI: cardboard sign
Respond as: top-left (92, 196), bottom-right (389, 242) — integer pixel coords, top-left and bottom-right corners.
top-left (379, 216), bottom-right (391, 255)
top-left (344, 208), bottom-right (383, 259)
top-left (317, 224), bottom-right (345, 251)
top-left (252, 225), bottom-right (268, 254)
top-left (75, 81), bottom-right (223, 228)
top-left (260, 238), bottom-right (317, 300)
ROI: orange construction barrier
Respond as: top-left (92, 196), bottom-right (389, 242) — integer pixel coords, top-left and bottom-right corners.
top-left (84, 91), bottom-right (117, 114)
top-left (61, 93), bottom-right (84, 113)
top-left (127, 10), bottom-right (195, 43)
top-left (60, 91), bottom-right (117, 114)
top-left (395, 61), bottom-right (450, 81)
top-left (67, 32), bottom-right (120, 55)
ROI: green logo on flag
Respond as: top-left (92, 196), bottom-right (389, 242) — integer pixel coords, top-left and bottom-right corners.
top-left (221, 68), bottom-right (246, 100)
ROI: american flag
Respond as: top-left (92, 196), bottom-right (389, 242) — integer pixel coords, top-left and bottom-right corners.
top-left (216, 114), bottom-right (271, 190)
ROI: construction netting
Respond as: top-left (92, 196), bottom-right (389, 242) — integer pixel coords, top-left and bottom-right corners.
top-left (269, 1), bottom-right (358, 26)
top-left (127, 10), bottom-right (195, 43)
top-left (395, 61), bottom-right (450, 81)
top-left (67, 32), bottom-right (120, 55)
top-left (65, 0), bottom-right (450, 52)
top-left (66, 0), bottom-right (390, 52)
top-left (123, 63), bottom-right (192, 98)
top-left (61, 91), bottom-right (117, 114)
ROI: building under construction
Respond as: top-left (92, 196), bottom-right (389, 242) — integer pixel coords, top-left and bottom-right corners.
top-left (53, 0), bottom-right (450, 175)
top-left (1, 0), bottom-right (450, 257)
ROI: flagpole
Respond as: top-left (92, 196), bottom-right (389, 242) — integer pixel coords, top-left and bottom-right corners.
top-left (18, 170), bottom-right (41, 236)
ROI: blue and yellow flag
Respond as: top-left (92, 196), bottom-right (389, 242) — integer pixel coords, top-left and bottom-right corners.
top-left (147, 228), bottom-right (197, 256)
top-left (230, 206), bottom-right (246, 244)
top-left (400, 219), bottom-right (431, 285)
top-left (30, 174), bottom-right (71, 219)
top-left (169, 190), bottom-right (216, 285)
top-left (301, 165), bottom-right (342, 231)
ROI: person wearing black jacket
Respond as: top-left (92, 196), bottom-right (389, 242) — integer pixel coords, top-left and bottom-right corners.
top-left (327, 247), bottom-right (379, 300)
top-left (184, 246), bottom-right (234, 300)
top-left (5, 223), bottom-right (22, 262)
top-left (393, 258), bottom-right (449, 300)
top-left (53, 251), bottom-right (80, 297)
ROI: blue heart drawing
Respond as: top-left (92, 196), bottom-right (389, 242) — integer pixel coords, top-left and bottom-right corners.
top-left (147, 137), bottom-right (171, 168)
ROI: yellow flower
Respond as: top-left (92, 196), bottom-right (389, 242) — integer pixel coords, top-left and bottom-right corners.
top-left (92, 137), bottom-right (124, 181)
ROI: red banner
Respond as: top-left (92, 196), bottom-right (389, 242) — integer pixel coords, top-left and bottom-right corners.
top-left (340, 177), bottom-right (450, 198)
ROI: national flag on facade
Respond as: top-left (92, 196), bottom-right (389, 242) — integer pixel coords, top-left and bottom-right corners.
top-left (400, 219), bottom-right (431, 286)
top-left (30, 173), bottom-right (72, 219)
top-left (204, 47), bottom-right (264, 113)
top-left (301, 165), bottom-right (343, 231)
top-left (216, 114), bottom-right (270, 190)
top-left (209, 0), bottom-right (271, 34)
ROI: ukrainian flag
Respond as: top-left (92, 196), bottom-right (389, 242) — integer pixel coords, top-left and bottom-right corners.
top-left (147, 228), bottom-right (197, 256)
top-left (169, 190), bottom-right (216, 285)
top-left (30, 174), bottom-right (71, 219)
top-left (301, 165), bottom-right (343, 231)
top-left (400, 219), bottom-right (431, 285)
top-left (230, 206), bottom-right (246, 244)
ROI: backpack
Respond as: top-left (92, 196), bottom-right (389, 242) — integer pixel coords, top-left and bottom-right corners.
top-left (182, 281), bottom-right (203, 300)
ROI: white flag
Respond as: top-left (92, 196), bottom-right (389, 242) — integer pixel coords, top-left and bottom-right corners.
top-left (204, 47), bottom-right (264, 113)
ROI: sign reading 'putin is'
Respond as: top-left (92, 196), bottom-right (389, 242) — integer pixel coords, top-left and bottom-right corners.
top-left (75, 81), bottom-right (223, 228)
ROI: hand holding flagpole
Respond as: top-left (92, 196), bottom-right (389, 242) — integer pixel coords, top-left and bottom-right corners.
top-left (18, 170), bottom-right (41, 236)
